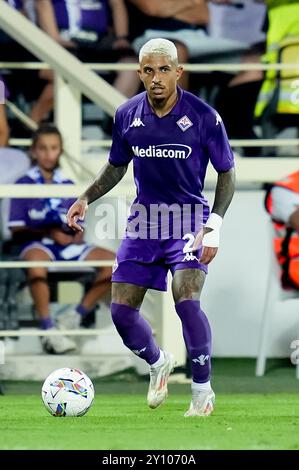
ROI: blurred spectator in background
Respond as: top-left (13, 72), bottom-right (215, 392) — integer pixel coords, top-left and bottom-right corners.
top-left (214, 0), bottom-right (299, 157)
top-left (127, 0), bottom-right (257, 60)
top-left (208, 0), bottom-right (266, 50)
top-left (126, 0), bottom-right (209, 89)
top-left (211, 0), bottom-right (267, 156)
top-left (254, 0), bottom-right (299, 153)
top-left (265, 169), bottom-right (299, 289)
top-left (8, 125), bottom-right (114, 354)
top-left (31, 0), bottom-right (139, 123)
top-left (126, 0), bottom-right (266, 91)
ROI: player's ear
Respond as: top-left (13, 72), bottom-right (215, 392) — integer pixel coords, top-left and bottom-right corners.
top-left (176, 66), bottom-right (183, 80)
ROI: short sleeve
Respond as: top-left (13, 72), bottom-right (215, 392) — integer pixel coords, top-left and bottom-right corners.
top-left (108, 111), bottom-right (133, 167)
top-left (8, 198), bottom-right (27, 228)
top-left (204, 110), bottom-right (235, 172)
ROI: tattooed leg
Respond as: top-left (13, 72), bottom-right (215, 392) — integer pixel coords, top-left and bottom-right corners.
top-left (172, 268), bottom-right (206, 303)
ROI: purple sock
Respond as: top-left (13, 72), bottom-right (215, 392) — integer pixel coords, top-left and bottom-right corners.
top-left (40, 317), bottom-right (54, 330)
top-left (111, 302), bottom-right (160, 365)
top-left (175, 299), bottom-right (211, 384)
top-left (76, 304), bottom-right (94, 318)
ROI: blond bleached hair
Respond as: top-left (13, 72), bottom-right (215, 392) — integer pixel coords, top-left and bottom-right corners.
top-left (139, 38), bottom-right (178, 65)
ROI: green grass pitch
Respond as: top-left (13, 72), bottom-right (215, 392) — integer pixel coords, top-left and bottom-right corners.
top-left (0, 393), bottom-right (299, 450)
top-left (1, 360), bottom-right (299, 450)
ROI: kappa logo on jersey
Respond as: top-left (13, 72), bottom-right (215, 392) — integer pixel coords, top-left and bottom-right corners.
top-left (112, 259), bottom-right (118, 273)
top-left (182, 252), bottom-right (199, 262)
top-left (130, 117), bottom-right (145, 127)
top-left (176, 115), bottom-right (193, 132)
top-left (132, 144), bottom-right (192, 159)
top-left (192, 354), bottom-right (210, 366)
top-left (215, 112), bottom-right (222, 126)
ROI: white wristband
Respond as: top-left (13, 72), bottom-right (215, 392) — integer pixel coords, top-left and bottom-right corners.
top-left (202, 229), bottom-right (220, 248)
top-left (205, 213), bottom-right (223, 231)
top-left (202, 213), bottom-right (223, 248)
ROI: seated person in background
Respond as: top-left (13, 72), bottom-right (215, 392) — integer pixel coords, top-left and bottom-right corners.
top-left (32, 0), bottom-right (139, 123)
top-left (254, 0), bottom-right (299, 151)
top-left (127, 0), bottom-right (264, 91)
top-left (127, 0), bottom-right (209, 89)
top-left (8, 124), bottom-right (115, 354)
top-left (255, 0), bottom-right (299, 116)
top-left (211, 0), bottom-right (267, 157)
top-left (266, 170), bottom-right (299, 289)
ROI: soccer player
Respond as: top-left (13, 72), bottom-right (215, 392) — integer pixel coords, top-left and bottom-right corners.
top-left (67, 38), bottom-right (235, 416)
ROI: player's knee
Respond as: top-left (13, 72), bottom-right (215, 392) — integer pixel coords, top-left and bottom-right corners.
top-left (28, 267), bottom-right (48, 277)
top-left (111, 283), bottom-right (146, 308)
top-left (172, 270), bottom-right (205, 304)
top-left (173, 289), bottom-right (200, 304)
top-left (99, 266), bottom-right (112, 279)
top-left (28, 276), bottom-right (48, 286)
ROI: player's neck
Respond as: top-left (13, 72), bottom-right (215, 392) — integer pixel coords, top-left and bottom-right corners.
top-left (149, 91), bottom-right (178, 117)
top-left (40, 167), bottom-right (54, 183)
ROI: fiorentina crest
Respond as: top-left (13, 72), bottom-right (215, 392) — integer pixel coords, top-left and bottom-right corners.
top-left (176, 115), bottom-right (193, 132)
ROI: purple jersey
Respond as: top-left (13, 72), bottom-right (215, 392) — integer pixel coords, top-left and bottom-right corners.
top-left (8, 166), bottom-right (75, 231)
top-left (109, 87), bottom-right (234, 229)
top-left (51, 0), bottom-right (109, 34)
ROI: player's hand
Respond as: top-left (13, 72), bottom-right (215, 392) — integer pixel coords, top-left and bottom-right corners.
top-left (191, 227), bottom-right (219, 265)
top-left (67, 198), bottom-right (88, 232)
top-left (200, 245), bottom-right (218, 265)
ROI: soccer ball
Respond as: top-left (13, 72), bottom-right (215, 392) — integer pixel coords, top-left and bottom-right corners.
top-left (41, 367), bottom-right (94, 417)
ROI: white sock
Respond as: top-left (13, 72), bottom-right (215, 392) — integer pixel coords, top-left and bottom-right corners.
top-left (191, 380), bottom-right (211, 392)
top-left (150, 350), bottom-right (165, 368)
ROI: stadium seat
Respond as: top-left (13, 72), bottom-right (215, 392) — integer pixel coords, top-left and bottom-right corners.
top-left (255, 220), bottom-right (299, 377)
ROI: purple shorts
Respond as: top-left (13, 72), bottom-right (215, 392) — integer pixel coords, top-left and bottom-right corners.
top-left (112, 237), bottom-right (208, 291)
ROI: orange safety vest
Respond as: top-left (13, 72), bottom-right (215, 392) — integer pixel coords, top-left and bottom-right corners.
top-left (265, 171), bottom-right (299, 289)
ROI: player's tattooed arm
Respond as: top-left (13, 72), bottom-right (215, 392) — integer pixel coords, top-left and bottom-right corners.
top-left (211, 167), bottom-right (235, 217)
top-left (79, 162), bottom-right (128, 205)
top-left (67, 162), bottom-right (128, 231)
